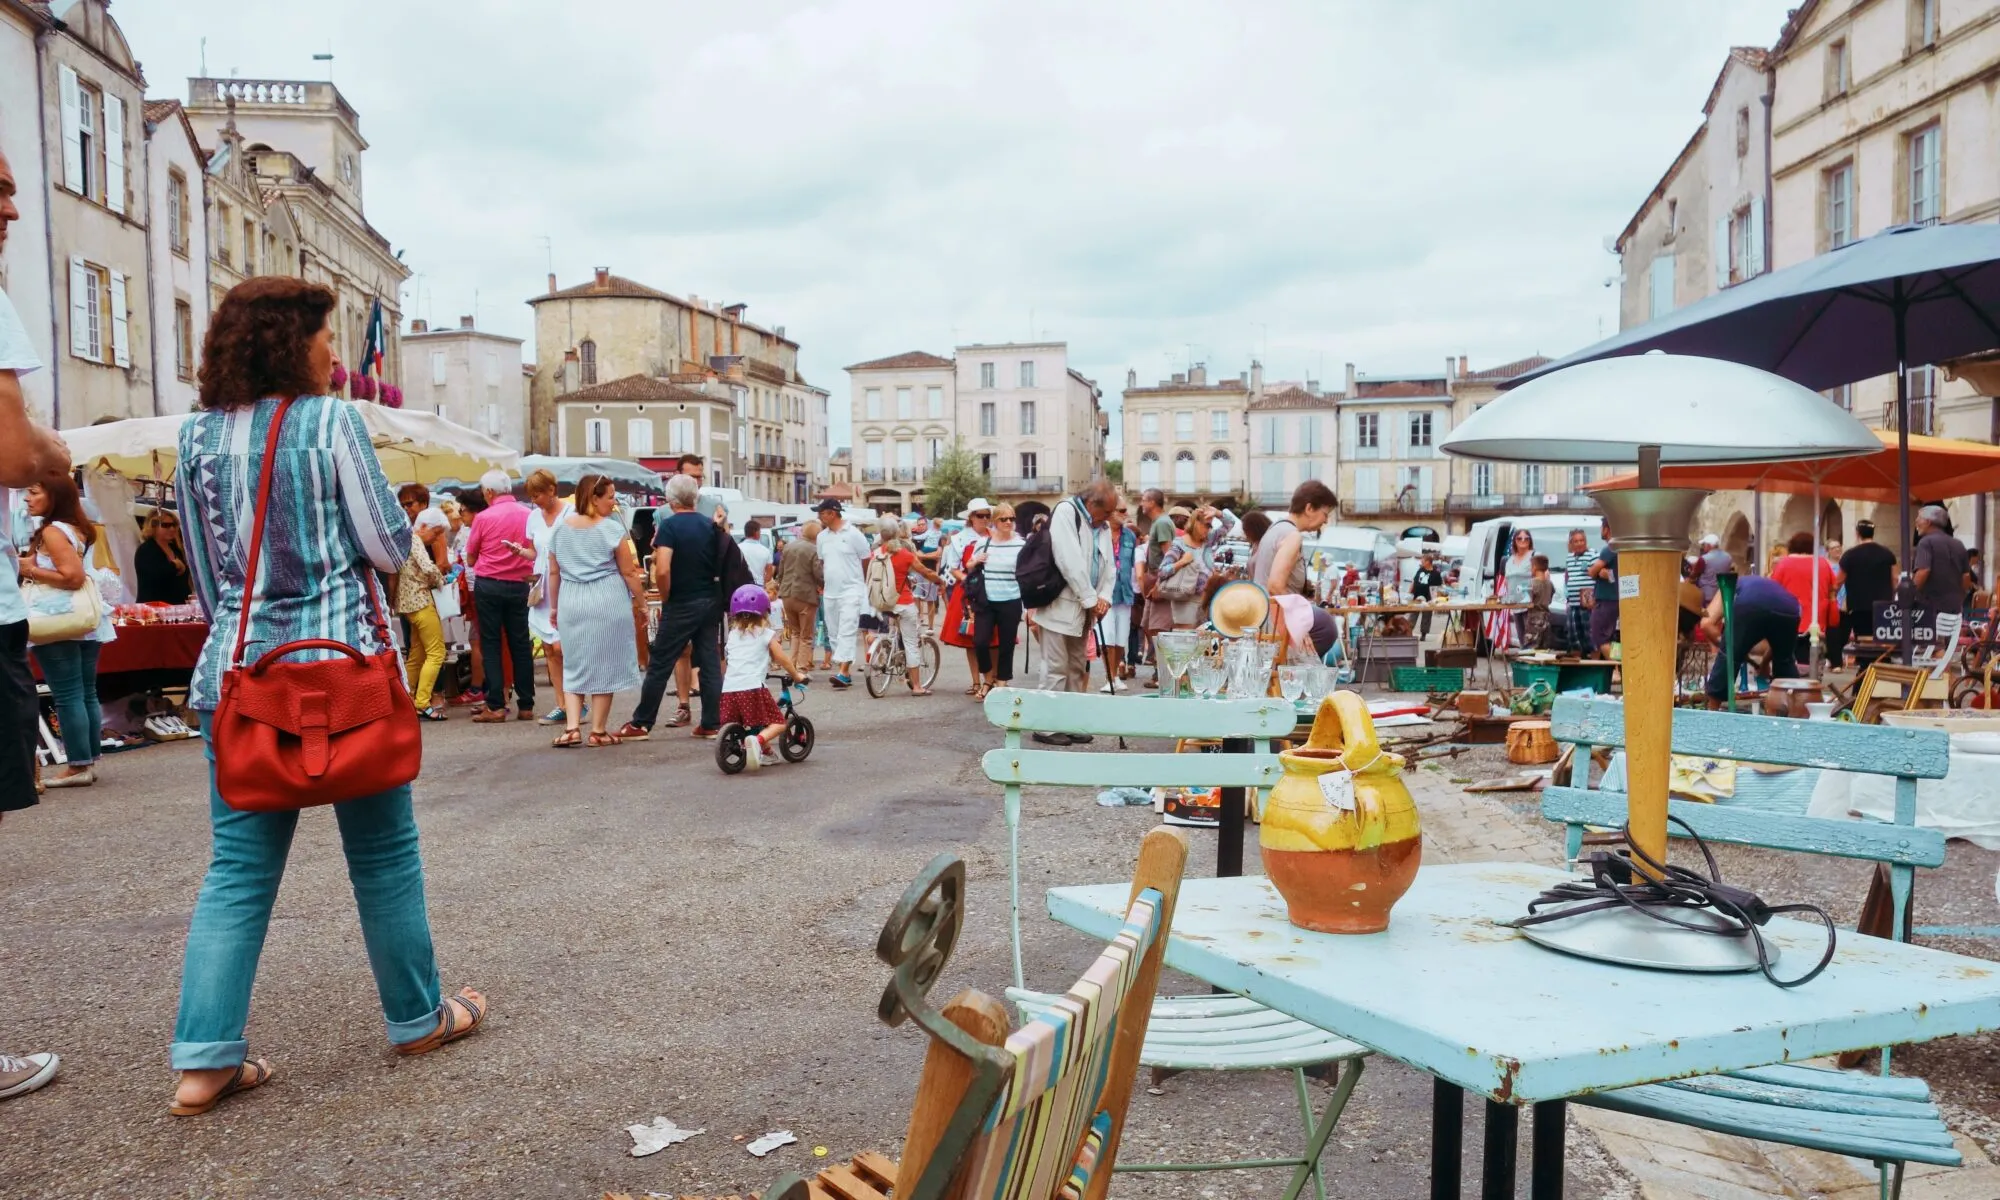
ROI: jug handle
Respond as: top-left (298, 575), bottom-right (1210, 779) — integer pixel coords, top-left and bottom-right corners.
top-left (1305, 690), bottom-right (1382, 768)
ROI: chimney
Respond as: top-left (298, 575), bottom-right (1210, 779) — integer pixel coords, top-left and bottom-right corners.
top-left (546, 272), bottom-right (556, 294)
top-left (593, 267), bottom-right (610, 288)
top-left (1306, 378), bottom-right (1319, 396)
top-left (1344, 362), bottom-right (1356, 396)
top-left (410, 318), bottom-right (428, 334)
top-left (688, 294), bottom-right (701, 309)
top-left (560, 349), bottom-right (580, 395)
top-left (1189, 364), bottom-right (1207, 386)
top-left (1459, 354), bottom-right (1469, 378)
top-left (459, 315), bottom-right (474, 330)
top-left (774, 325), bottom-right (785, 339)
top-left (1126, 367), bottom-right (1137, 390)
top-left (1250, 359), bottom-right (1264, 396)
top-left (723, 303), bottom-right (747, 319)
top-left (1172, 372), bottom-right (1186, 385)
top-left (1445, 355), bottom-right (1457, 381)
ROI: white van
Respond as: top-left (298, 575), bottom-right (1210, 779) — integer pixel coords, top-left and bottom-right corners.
top-left (1463, 513), bottom-right (1605, 600)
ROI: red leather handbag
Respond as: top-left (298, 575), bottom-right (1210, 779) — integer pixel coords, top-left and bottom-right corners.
top-left (210, 396), bottom-right (422, 812)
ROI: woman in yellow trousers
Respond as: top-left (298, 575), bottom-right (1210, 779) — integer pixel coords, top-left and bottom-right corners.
top-left (395, 487), bottom-right (451, 721)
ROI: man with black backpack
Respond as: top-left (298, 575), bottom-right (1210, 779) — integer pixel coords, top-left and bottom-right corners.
top-left (1021, 481), bottom-right (1118, 741)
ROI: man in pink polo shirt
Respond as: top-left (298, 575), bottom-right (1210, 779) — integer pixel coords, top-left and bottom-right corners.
top-left (463, 469), bottom-right (538, 721)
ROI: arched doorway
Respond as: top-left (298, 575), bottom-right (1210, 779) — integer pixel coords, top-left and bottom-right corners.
top-left (1723, 512), bottom-right (1752, 572)
top-left (1819, 500), bottom-right (1842, 549)
top-left (1777, 493), bottom-right (1815, 542)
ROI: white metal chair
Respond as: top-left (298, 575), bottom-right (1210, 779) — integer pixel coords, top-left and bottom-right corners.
top-left (983, 687), bottom-right (1370, 1200)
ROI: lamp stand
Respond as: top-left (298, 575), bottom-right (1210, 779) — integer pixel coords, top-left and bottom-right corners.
top-left (1514, 460), bottom-right (1765, 973)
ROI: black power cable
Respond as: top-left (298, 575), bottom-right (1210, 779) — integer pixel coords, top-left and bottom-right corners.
top-left (1508, 815), bottom-right (1838, 988)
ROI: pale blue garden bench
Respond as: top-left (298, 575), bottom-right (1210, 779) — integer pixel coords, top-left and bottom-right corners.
top-left (1543, 696), bottom-right (1958, 1199)
top-left (982, 687), bottom-right (1369, 1200)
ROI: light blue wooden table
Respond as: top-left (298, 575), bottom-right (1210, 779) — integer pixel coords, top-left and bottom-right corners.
top-left (1047, 862), bottom-right (2000, 1200)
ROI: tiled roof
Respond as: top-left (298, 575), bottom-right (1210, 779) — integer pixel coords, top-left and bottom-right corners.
top-left (846, 350), bottom-right (953, 371)
top-left (1124, 381), bottom-right (1249, 396)
top-left (1354, 380), bottom-right (1444, 399)
top-left (143, 99), bottom-right (180, 124)
top-left (1460, 355), bottom-right (1552, 383)
top-left (533, 274), bottom-right (676, 303)
top-left (559, 374), bottom-right (724, 405)
top-left (1249, 387), bottom-right (1341, 410)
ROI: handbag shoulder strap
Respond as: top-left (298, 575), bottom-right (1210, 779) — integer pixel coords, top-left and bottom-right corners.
top-left (227, 398), bottom-right (394, 670)
top-left (229, 398), bottom-right (297, 671)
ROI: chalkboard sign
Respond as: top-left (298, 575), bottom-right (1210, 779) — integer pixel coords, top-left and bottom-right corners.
top-left (1872, 601), bottom-right (1941, 643)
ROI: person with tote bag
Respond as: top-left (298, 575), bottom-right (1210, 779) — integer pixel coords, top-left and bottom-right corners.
top-left (167, 277), bottom-right (485, 1118)
top-left (18, 475), bottom-right (111, 788)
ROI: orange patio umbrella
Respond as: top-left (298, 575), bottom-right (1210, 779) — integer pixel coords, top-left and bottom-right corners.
top-left (1587, 428), bottom-right (2000, 661)
top-left (1584, 428), bottom-right (2000, 504)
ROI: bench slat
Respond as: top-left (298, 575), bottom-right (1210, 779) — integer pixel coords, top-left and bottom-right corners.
top-left (1729, 1063), bottom-right (1931, 1101)
top-left (984, 749), bottom-right (1282, 789)
top-left (1662, 1073), bottom-right (1940, 1119)
top-left (1541, 785), bottom-right (1947, 867)
top-left (1577, 1082), bottom-right (1963, 1166)
top-left (1550, 697), bottom-right (1950, 778)
top-left (984, 687), bottom-right (1297, 738)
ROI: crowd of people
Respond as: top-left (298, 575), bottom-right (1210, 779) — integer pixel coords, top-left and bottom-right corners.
top-left (1, 128), bottom-right (1988, 1117)
top-left (1504, 505), bottom-right (1980, 709)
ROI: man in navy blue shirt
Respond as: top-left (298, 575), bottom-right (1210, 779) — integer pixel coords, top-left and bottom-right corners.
top-left (1700, 573), bottom-right (1801, 708)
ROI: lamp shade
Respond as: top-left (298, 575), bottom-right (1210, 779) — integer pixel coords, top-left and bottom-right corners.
top-left (1439, 353), bottom-right (1879, 465)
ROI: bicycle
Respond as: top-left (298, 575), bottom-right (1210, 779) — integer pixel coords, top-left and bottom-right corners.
top-left (863, 617), bottom-right (942, 697)
top-left (716, 673), bottom-right (815, 775)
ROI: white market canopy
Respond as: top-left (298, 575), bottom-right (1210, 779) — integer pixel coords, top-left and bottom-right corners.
top-left (61, 405), bottom-right (520, 487)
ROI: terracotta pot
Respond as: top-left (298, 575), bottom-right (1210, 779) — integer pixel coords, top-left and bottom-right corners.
top-left (1261, 691), bottom-right (1423, 933)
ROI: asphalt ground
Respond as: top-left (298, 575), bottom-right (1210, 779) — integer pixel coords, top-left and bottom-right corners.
top-left (3, 649), bottom-right (1994, 1198)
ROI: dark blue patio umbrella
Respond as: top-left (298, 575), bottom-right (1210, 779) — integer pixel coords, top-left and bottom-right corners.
top-left (1508, 221), bottom-right (2000, 660)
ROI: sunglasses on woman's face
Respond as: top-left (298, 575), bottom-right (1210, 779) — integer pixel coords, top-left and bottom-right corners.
top-left (997, 516), bottom-right (1016, 523)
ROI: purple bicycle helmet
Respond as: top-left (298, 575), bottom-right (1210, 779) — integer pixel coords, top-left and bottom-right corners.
top-left (728, 583), bottom-right (772, 618)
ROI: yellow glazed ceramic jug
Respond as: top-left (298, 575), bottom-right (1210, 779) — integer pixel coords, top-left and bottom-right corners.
top-left (1261, 691), bottom-right (1423, 933)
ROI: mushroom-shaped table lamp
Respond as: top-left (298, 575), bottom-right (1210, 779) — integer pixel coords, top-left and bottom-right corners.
top-left (1442, 353), bottom-right (1877, 970)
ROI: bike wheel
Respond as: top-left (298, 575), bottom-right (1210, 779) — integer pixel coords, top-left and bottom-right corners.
top-left (781, 715), bottom-right (815, 762)
top-left (715, 723), bottom-right (748, 774)
top-left (918, 636), bottom-right (943, 689)
top-left (865, 640), bottom-right (896, 698)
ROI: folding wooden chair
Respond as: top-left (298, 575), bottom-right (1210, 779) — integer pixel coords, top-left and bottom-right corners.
top-left (614, 829), bottom-right (1189, 1200)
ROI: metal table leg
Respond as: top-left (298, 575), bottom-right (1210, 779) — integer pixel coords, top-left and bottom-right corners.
top-left (1481, 1100), bottom-right (1519, 1200)
top-left (1430, 1079), bottom-right (1463, 1200)
top-left (1531, 1101), bottom-right (1567, 1200)
top-left (1218, 735), bottom-right (1250, 878)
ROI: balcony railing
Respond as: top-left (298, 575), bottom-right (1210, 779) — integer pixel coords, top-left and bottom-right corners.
top-left (1340, 496), bottom-right (1445, 518)
top-left (893, 467), bottom-right (920, 482)
top-left (991, 476), bottom-right (1064, 495)
top-left (861, 468), bottom-right (887, 482)
top-left (1443, 492), bottom-right (1599, 516)
top-left (1250, 490), bottom-right (1293, 506)
top-left (1882, 398), bottom-right (1936, 436)
top-left (755, 453), bottom-right (786, 471)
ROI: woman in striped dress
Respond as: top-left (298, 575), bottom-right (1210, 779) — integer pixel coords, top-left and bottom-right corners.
top-left (169, 278), bottom-right (485, 1117)
top-left (546, 473), bottom-right (646, 746)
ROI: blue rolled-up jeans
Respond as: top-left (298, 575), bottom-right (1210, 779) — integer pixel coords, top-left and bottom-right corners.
top-left (172, 717), bottom-right (446, 1069)
top-left (31, 638), bottom-right (101, 766)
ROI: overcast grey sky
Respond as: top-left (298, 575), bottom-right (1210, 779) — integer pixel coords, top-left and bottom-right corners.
top-left (115, 0), bottom-right (1796, 453)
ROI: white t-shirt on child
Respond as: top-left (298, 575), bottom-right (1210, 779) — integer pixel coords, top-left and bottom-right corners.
top-left (723, 625), bottom-right (777, 693)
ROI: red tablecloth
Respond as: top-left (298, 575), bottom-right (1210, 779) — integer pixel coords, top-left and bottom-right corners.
top-left (29, 621), bottom-right (209, 677)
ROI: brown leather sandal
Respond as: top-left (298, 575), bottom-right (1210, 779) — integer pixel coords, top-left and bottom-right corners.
top-left (552, 729), bottom-right (583, 749)
top-left (587, 731), bottom-right (621, 748)
top-left (170, 1056), bottom-right (272, 1117)
top-left (395, 987), bottom-right (488, 1057)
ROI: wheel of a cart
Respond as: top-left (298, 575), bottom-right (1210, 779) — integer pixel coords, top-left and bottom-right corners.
top-left (715, 723), bottom-right (749, 774)
top-left (781, 714), bottom-right (815, 762)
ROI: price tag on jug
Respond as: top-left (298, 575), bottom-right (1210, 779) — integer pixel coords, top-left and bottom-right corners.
top-left (1319, 769), bottom-right (1356, 812)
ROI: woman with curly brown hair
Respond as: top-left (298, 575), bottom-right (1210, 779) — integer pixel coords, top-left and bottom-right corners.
top-left (167, 277), bottom-right (486, 1117)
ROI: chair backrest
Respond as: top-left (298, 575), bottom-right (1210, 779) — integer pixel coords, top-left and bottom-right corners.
top-left (983, 687), bottom-right (1294, 987)
top-left (1542, 696), bottom-right (1950, 942)
top-left (1915, 610), bottom-right (1963, 670)
top-left (761, 829), bottom-right (1189, 1200)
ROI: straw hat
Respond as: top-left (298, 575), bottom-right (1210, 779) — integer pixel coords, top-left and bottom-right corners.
top-left (1210, 581), bottom-right (1271, 638)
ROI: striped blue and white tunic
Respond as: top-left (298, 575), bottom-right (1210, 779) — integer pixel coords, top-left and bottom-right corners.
top-left (176, 395), bottom-right (410, 711)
